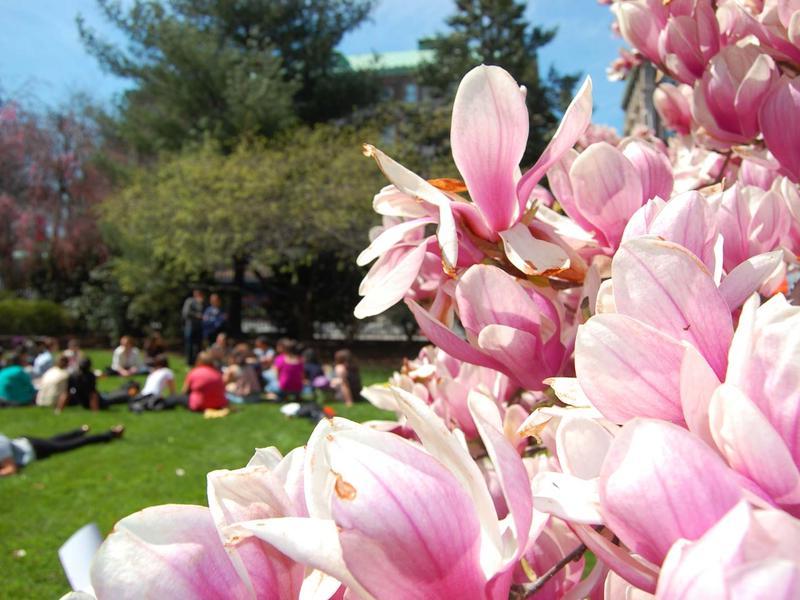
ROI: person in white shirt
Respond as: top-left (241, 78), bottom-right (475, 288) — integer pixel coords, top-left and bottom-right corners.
top-left (139, 355), bottom-right (176, 400)
top-left (108, 336), bottom-right (147, 377)
top-left (36, 355), bottom-right (70, 408)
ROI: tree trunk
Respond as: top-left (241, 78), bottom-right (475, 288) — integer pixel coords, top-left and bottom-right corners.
top-left (229, 255), bottom-right (247, 336)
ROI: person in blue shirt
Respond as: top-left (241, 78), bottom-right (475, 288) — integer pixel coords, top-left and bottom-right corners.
top-left (32, 338), bottom-right (57, 379)
top-left (202, 293), bottom-right (227, 345)
top-left (0, 352), bottom-right (36, 406)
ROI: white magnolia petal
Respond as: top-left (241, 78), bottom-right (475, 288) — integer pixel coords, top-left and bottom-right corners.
top-left (499, 223), bottom-right (570, 275)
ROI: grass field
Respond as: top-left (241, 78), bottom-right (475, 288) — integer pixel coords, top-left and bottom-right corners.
top-left (0, 351), bottom-right (394, 598)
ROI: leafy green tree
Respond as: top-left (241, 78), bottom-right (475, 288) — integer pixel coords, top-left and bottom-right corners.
top-left (78, 0), bottom-right (379, 154)
top-left (101, 123), bottom-right (387, 336)
top-left (418, 0), bottom-right (580, 162)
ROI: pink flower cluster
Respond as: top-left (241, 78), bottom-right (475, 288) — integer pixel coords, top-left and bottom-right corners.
top-left (71, 3), bottom-right (800, 598)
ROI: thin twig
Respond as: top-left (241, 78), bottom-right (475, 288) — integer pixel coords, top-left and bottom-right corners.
top-left (526, 543), bottom-right (587, 596)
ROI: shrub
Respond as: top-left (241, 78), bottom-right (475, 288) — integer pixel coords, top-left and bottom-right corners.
top-left (0, 298), bottom-right (71, 336)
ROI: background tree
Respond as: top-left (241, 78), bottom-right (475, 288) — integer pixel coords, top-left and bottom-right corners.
top-left (418, 0), bottom-right (580, 162)
top-left (101, 123), bottom-right (392, 336)
top-left (77, 0), bottom-right (379, 154)
top-left (0, 99), bottom-right (110, 299)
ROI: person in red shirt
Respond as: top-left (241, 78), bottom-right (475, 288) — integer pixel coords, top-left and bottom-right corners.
top-left (169, 352), bottom-right (227, 412)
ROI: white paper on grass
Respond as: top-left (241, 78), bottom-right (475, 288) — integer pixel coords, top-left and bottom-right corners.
top-left (59, 522), bottom-right (102, 593)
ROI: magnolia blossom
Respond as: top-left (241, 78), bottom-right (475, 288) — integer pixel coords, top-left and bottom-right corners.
top-left (234, 389), bottom-right (542, 600)
top-left (657, 501), bottom-right (800, 598)
top-left (760, 76), bottom-right (800, 182)
top-left (353, 64), bottom-right (594, 319)
top-left (575, 238), bottom-right (781, 424)
top-left (693, 44), bottom-right (779, 147)
top-left (407, 264), bottom-right (568, 391)
top-left (84, 447), bottom-right (314, 599)
top-left (653, 83), bottom-right (692, 135)
top-left (548, 138), bottom-right (673, 251)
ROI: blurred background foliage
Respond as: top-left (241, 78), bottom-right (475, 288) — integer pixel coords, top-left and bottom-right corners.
top-left (0, 0), bottom-right (577, 341)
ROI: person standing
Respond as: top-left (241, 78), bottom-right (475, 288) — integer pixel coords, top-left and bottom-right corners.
top-left (202, 293), bottom-right (227, 346)
top-left (181, 289), bottom-right (205, 366)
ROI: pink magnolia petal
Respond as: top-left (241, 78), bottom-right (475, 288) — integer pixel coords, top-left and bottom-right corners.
top-left (728, 294), bottom-right (800, 464)
top-left (391, 386), bottom-right (504, 574)
top-left (647, 191), bottom-right (717, 270)
top-left (455, 264), bottom-right (546, 338)
top-left (759, 77), bottom-right (800, 181)
top-left (604, 570), bottom-right (655, 600)
top-left (372, 185), bottom-right (430, 218)
top-left (363, 145), bottom-right (458, 268)
top-left (354, 242), bottom-right (428, 319)
top-left (468, 391), bottom-right (532, 561)
top-left (207, 467), bottom-right (303, 599)
top-left (575, 314), bottom-right (686, 424)
top-left (612, 238), bottom-right (733, 378)
top-left (517, 77), bottom-right (593, 209)
top-left (499, 223), bottom-right (570, 276)
top-left (91, 505), bottom-right (250, 600)
top-left (568, 143), bottom-right (644, 249)
top-left (679, 342), bottom-right (720, 448)
top-left (451, 65), bottom-right (529, 232)
top-left (725, 561), bottom-right (800, 599)
top-left (718, 250), bottom-right (783, 311)
top-left (657, 501), bottom-right (800, 599)
top-left (599, 419), bottom-right (746, 565)
top-left (477, 324), bottom-right (550, 391)
top-left (654, 83), bottom-right (692, 135)
top-left (555, 416), bottom-right (614, 480)
top-left (325, 428), bottom-right (488, 598)
top-left (709, 384), bottom-right (800, 505)
top-left (238, 517), bottom-right (371, 600)
top-left (620, 139), bottom-right (673, 203)
top-left (572, 524), bottom-right (658, 593)
top-left (405, 298), bottom-right (506, 373)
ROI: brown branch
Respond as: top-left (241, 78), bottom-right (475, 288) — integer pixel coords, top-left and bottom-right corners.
top-left (526, 543), bottom-right (587, 596)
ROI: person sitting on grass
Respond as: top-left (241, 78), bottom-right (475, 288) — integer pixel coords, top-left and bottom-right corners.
top-left (0, 352), bottom-right (37, 407)
top-left (0, 424), bottom-right (124, 476)
top-left (139, 354), bottom-right (176, 400)
top-left (169, 351), bottom-right (227, 412)
top-left (302, 347), bottom-right (329, 397)
top-left (253, 336), bottom-right (275, 369)
top-left (63, 338), bottom-right (84, 373)
top-left (58, 357), bottom-right (102, 412)
top-left (107, 335), bottom-right (147, 377)
top-left (330, 349), bottom-right (362, 408)
top-left (36, 355), bottom-right (70, 408)
top-left (266, 339), bottom-right (304, 401)
top-left (32, 337), bottom-right (57, 380)
top-left (223, 347), bottom-right (262, 404)
top-left (143, 332), bottom-right (167, 369)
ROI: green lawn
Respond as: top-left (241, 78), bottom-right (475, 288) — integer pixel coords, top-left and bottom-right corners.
top-left (0, 351), bottom-right (394, 598)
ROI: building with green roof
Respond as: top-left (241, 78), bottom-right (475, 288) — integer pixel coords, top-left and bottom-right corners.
top-left (342, 50), bottom-right (434, 103)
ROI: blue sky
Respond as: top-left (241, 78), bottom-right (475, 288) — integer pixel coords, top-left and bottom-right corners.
top-left (0, 0), bottom-right (624, 128)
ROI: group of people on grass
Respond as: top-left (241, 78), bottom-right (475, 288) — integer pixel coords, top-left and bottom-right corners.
top-left (0, 332), bottom-right (362, 413)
